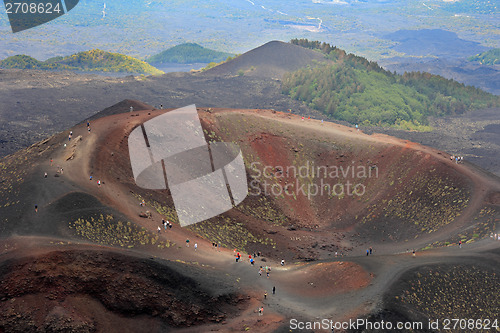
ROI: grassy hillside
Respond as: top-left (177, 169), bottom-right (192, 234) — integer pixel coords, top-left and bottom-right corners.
top-left (282, 39), bottom-right (499, 130)
top-left (468, 48), bottom-right (500, 65)
top-left (0, 50), bottom-right (164, 75)
top-left (146, 43), bottom-right (234, 65)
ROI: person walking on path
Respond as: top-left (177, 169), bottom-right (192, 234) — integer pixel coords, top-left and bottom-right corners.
top-left (157, 226), bottom-right (161, 234)
top-left (264, 291), bottom-right (267, 299)
top-left (412, 249), bottom-right (416, 257)
top-left (369, 247), bottom-right (373, 255)
top-left (459, 240), bottom-right (462, 248)
top-left (34, 205), bottom-right (38, 212)
top-left (366, 249), bottom-right (369, 256)
top-left (186, 239), bottom-right (190, 247)
top-left (194, 243), bottom-right (198, 251)
top-left (272, 286), bottom-right (275, 295)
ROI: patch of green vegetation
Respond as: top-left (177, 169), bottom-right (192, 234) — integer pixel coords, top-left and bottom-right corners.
top-left (359, 157), bottom-right (471, 235)
top-left (0, 54), bottom-right (43, 69)
top-left (468, 48), bottom-right (500, 65)
top-left (0, 50), bottom-right (164, 75)
top-left (283, 39), bottom-right (499, 129)
top-left (236, 196), bottom-right (288, 226)
top-left (425, 206), bottom-right (499, 249)
top-left (69, 214), bottom-right (173, 248)
top-left (187, 216), bottom-right (276, 252)
top-left (145, 43), bottom-right (234, 64)
top-left (395, 265), bottom-right (499, 333)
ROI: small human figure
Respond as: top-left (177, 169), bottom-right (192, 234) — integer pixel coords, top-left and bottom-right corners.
top-left (44, 172), bottom-right (47, 178)
top-left (89, 175), bottom-right (93, 181)
top-left (160, 104), bottom-right (163, 109)
top-left (272, 286), bottom-right (276, 294)
top-left (266, 271), bottom-right (270, 278)
top-left (50, 158), bottom-right (53, 166)
top-left (34, 205), bottom-right (38, 212)
top-left (250, 258), bottom-right (254, 265)
top-left (194, 243), bottom-right (198, 251)
top-left (412, 249), bottom-right (416, 257)
top-left (258, 307), bottom-right (262, 316)
top-left (97, 180), bottom-right (101, 187)
top-left (459, 240), bottom-right (462, 248)
top-left (60, 168), bottom-right (63, 174)
top-left (369, 247), bottom-right (373, 255)
top-left (281, 259), bottom-right (285, 266)
top-left (355, 124), bottom-right (359, 131)
top-left (366, 249), bottom-right (369, 256)
top-left (186, 239), bottom-right (190, 247)
top-left (264, 291), bottom-right (267, 299)
top-left (157, 226), bottom-right (161, 234)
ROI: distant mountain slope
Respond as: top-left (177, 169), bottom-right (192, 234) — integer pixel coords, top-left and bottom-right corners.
top-left (204, 40), bottom-right (327, 79)
top-left (283, 39), bottom-right (499, 129)
top-left (0, 54), bottom-right (43, 69)
top-left (0, 50), bottom-right (164, 75)
top-left (468, 49), bottom-right (500, 66)
top-left (146, 43), bottom-right (233, 65)
top-left (379, 57), bottom-right (500, 95)
top-left (384, 29), bottom-right (489, 58)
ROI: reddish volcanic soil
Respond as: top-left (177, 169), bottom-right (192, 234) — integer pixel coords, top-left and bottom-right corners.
top-left (0, 103), bottom-right (499, 332)
top-left (279, 262), bottom-right (372, 297)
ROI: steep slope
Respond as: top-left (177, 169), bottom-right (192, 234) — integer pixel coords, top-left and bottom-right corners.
top-left (146, 43), bottom-right (234, 65)
top-left (204, 40), bottom-right (328, 79)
